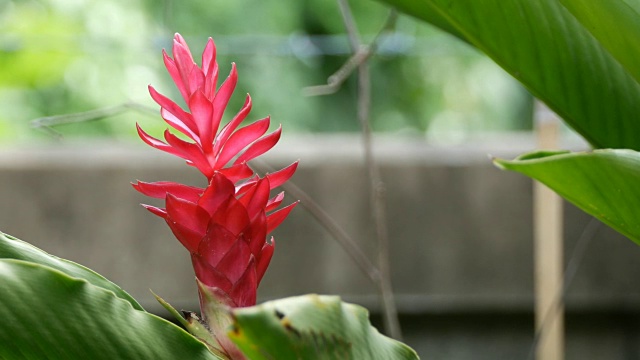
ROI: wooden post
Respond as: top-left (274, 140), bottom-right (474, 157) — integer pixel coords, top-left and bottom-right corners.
top-left (533, 100), bottom-right (564, 360)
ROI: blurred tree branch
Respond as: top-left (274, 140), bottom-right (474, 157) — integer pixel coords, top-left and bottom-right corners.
top-left (30, 102), bottom-right (156, 139)
top-left (303, 9), bottom-right (398, 96)
top-left (305, 1), bottom-right (403, 340)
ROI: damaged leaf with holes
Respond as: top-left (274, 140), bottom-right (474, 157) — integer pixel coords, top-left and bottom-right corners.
top-left (228, 294), bottom-right (419, 360)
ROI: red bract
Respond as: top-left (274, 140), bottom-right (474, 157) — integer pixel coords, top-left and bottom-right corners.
top-left (133, 165), bottom-right (297, 307)
top-left (134, 33), bottom-right (298, 310)
top-left (137, 33), bottom-right (283, 182)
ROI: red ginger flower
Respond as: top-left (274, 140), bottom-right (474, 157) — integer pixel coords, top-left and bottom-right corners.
top-left (134, 33), bottom-right (298, 309)
top-left (133, 170), bottom-right (297, 307)
top-left (136, 33), bottom-right (283, 182)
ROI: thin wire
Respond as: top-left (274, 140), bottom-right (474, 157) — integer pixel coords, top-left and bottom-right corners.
top-left (251, 159), bottom-right (383, 285)
top-left (30, 102), bottom-right (157, 139)
top-left (526, 217), bottom-right (601, 360)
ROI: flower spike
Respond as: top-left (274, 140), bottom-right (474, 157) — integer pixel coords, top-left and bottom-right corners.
top-left (134, 33), bottom-right (298, 359)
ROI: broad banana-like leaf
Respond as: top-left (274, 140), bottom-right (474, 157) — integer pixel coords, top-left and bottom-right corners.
top-left (228, 294), bottom-right (419, 360)
top-left (375, 0), bottom-right (640, 150)
top-left (558, 0), bottom-right (640, 84)
top-left (495, 150), bottom-right (640, 245)
top-left (0, 231), bottom-right (143, 311)
top-left (0, 259), bottom-right (221, 360)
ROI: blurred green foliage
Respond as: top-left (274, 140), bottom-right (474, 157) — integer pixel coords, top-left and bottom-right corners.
top-left (0, 0), bottom-right (531, 143)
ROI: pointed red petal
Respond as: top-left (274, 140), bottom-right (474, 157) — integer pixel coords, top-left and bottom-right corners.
top-left (191, 253), bottom-right (233, 292)
top-left (205, 62), bottom-right (219, 101)
top-left (136, 122), bottom-right (167, 147)
top-left (188, 90), bottom-right (214, 153)
top-left (187, 64), bottom-right (205, 96)
top-left (238, 178), bottom-right (258, 208)
top-left (213, 94), bottom-right (252, 156)
top-left (160, 108), bottom-right (199, 143)
top-left (256, 240), bottom-right (274, 285)
top-left (149, 85), bottom-right (197, 131)
top-left (132, 180), bottom-right (203, 202)
top-left (245, 178), bottom-right (270, 218)
top-left (166, 217), bottom-right (204, 253)
top-left (198, 223), bottom-right (238, 268)
top-left (247, 212), bottom-right (267, 257)
top-left (210, 64), bottom-right (237, 141)
top-left (163, 130), bottom-right (213, 177)
top-left (235, 125), bottom-right (282, 164)
top-left (136, 123), bottom-right (184, 159)
top-left (215, 117), bottom-right (270, 168)
top-left (229, 257), bottom-right (257, 308)
top-left (141, 204), bottom-right (167, 218)
top-left (149, 85), bottom-right (199, 140)
top-left (266, 161), bottom-right (298, 189)
top-left (166, 193), bottom-right (209, 237)
top-left (198, 173), bottom-right (235, 216)
top-left (202, 38), bottom-right (216, 77)
top-left (216, 235), bottom-right (252, 284)
top-left (217, 163), bottom-right (254, 183)
top-left (173, 38), bottom-right (196, 100)
top-left (266, 201), bottom-right (299, 234)
top-left (212, 197), bottom-right (250, 237)
top-left (234, 181), bottom-right (268, 257)
top-left (173, 33), bottom-right (191, 50)
top-left (202, 38), bottom-right (218, 99)
top-left (162, 50), bottom-right (189, 103)
top-left (235, 175), bottom-right (259, 196)
top-left (265, 192), bottom-right (285, 212)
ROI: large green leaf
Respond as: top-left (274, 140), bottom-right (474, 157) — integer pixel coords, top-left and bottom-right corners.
top-left (0, 231), bottom-right (143, 311)
top-left (375, 0), bottom-right (640, 150)
top-left (0, 259), bottom-right (221, 359)
top-left (558, 0), bottom-right (640, 83)
top-left (495, 149), bottom-right (640, 245)
top-left (228, 294), bottom-right (419, 360)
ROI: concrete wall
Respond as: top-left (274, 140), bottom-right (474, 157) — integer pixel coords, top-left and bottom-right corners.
top-left (1, 134), bottom-right (640, 359)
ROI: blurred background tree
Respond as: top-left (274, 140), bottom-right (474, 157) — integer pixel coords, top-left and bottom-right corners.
top-left (0, 0), bottom-right (532, 143)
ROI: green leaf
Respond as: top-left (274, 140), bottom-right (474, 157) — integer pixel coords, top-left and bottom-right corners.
top-left (558, 0), bottom-right (640, 84)
top-left (0, 231), bottom-right (144, 311)
top-left (495, 149), bottom-right (640, 245)
top-left (153, 290), bottom-right (228, 359)
top-left (385, 1), bottom-right (469, 42)
top-left (376, 0), bottom-right (640, 150)
top-left (228, 294), bottom-right (419, 360)
top-left (0, 259), bottom-right (221, 360)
